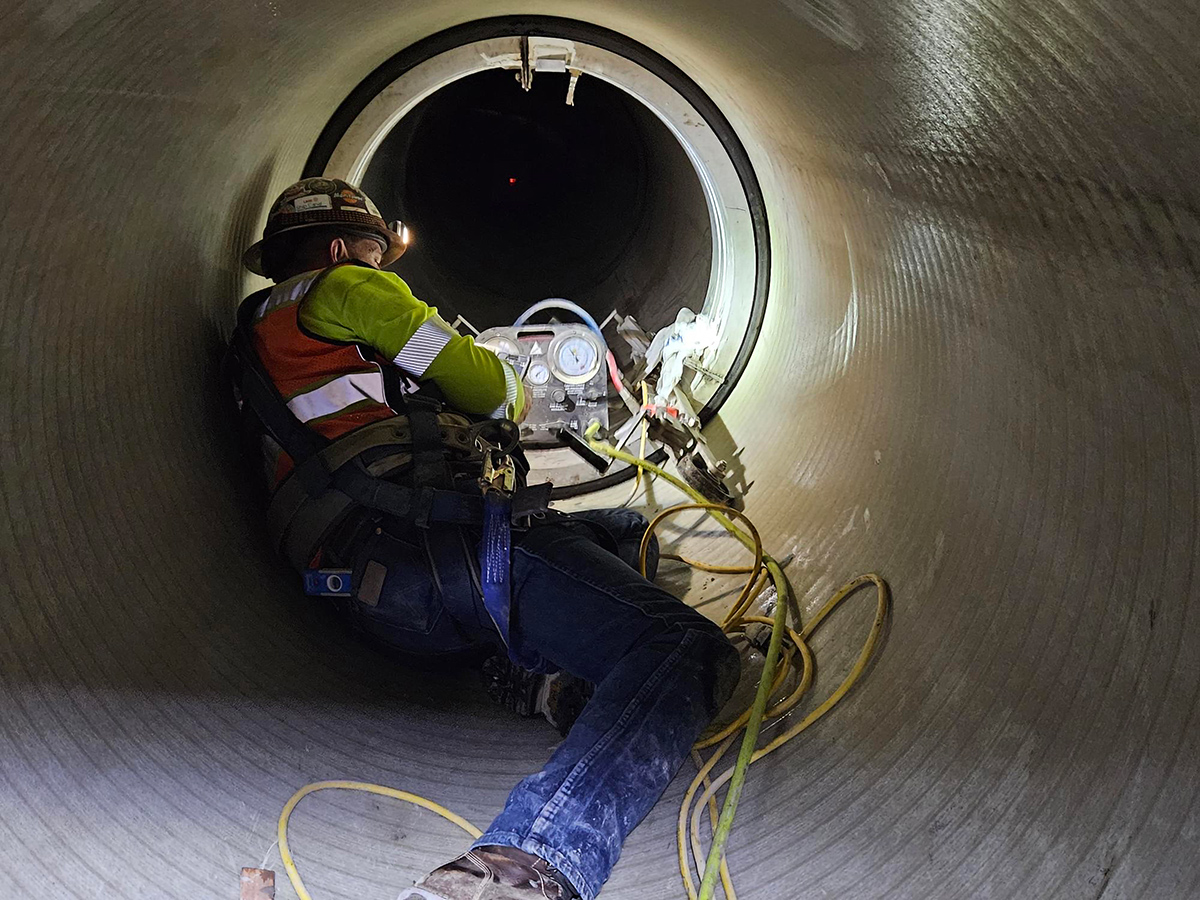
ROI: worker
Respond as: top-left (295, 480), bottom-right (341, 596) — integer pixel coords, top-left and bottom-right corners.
top-left (229, 178), bottom-right (740, 900)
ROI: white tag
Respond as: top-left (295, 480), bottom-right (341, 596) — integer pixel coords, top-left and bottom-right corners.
top-left (294, 194), bottom-right (333, 212)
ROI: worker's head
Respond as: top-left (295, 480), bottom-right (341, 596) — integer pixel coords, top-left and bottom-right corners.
top-left (258, 226), bottom-right (386, 282)
top-left (242, 177), bottom-right (408, 282)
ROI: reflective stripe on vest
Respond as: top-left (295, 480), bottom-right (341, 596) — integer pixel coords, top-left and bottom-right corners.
top-left (255, 270), bottom-right (321, 320)
top-left (287, 371), bottom-right (388, 423)
top-left (250, 269), bottom-right (396, 449)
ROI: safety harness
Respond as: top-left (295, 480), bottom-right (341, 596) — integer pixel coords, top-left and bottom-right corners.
top-left (227, 281), bottom-right (553, 664)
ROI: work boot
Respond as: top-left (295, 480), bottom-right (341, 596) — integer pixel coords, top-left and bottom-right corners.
top-left (481, 655), bottom-right (594, 737)
top-left (398, 845), bottom-right (578, 899)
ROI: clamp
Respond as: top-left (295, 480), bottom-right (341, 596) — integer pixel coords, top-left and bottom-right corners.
top-left (478, 437), bottom-right (517, 494)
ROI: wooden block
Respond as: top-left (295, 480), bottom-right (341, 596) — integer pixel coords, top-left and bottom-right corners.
top-left (240, 868), bottom-right (275, 900)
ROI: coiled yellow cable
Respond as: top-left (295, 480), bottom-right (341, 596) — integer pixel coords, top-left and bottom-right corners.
top-left (589, 443), bottom-right (889, 900)
top-left (277, 781), bottom-right (482, 900)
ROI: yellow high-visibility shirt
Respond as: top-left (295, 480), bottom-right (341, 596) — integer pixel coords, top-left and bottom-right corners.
top-left (297, 265), bottom-right (527, 422)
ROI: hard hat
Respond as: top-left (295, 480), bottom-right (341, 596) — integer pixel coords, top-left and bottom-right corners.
top-left (242, 177), bottom-right (408, 276)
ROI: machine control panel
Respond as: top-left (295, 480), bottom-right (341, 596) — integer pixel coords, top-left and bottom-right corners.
top-left (477, 325), bottom-right (610, 447)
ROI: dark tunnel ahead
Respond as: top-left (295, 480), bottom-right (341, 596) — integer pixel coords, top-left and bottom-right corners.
top-left (361, 69), bottom-right (712, 332)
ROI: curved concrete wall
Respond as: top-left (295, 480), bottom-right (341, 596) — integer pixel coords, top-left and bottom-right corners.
top-left (1, 2), bottom-right (1196, 899)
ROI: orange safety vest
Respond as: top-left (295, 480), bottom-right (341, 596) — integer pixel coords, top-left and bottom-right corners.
top-left (250, 268), bottom-right (398, 485)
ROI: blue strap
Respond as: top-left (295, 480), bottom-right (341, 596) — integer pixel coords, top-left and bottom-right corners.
top-left (479, 491), bottom-right (555, 673)
top-left (479, 490), bottom-right (515, 653)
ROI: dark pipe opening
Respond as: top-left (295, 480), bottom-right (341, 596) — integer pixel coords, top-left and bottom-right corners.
top-left (362, 68), bottom-right (711, 333)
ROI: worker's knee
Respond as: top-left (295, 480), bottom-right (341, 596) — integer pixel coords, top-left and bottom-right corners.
top-left (649, 615), bottom-right (740, 714)
top-left (698, 626), bottom-right (742, 712)
top-left (565, 507), bottom-right (659, 576)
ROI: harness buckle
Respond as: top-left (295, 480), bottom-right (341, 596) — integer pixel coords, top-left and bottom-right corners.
top-left (479, 439), bottom-right (516, 494)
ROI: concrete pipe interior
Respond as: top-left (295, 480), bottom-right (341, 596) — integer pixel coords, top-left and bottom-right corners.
top-left (1, 5), bottom-right (1197, 900)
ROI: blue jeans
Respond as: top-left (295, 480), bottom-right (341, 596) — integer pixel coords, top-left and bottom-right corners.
top-left (340, 507), bottom-right (740, 900)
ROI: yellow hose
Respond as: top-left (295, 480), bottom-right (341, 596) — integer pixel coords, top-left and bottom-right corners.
top-left (618, 382), bottom-right (652, 507)
top-left (277, 781), bottom-right (482, 900)
top-left (660, 553), bottom-right (759, 575)
top-left (686, 580), bottom-right (886, 891)
top-left (588, 441), bottom-right (888, 900)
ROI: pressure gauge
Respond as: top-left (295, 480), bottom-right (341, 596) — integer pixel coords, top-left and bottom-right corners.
top-left (550, 333), bottom-right (601, 384)
top-left (480, 334), bottom-right (521, 359)
top-left (527, 362), bottom-right (551, 386)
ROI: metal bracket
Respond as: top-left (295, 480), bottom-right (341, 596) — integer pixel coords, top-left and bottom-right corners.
top-left (517, 36), bottom-right (533, 91)
top-left (485, 36), bottom-right (578, 93)
top-left (450, 314), bottom-right (480, 336)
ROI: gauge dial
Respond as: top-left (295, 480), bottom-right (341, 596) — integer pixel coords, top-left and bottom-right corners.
top-left (481, 335), bottom-right (521, 359)
top-left (551, 334), bottom-right (600, 383)
top-left (526, 362), bottom-right (551, 386)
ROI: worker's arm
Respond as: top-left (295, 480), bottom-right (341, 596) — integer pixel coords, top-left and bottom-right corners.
top-left (299, 266), bottom-right (528, 422)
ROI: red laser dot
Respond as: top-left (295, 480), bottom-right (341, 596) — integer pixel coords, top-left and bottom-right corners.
top-left (509, 177), bottom-right (517, 185)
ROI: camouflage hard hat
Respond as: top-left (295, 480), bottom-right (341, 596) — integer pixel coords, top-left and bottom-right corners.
top-left (242, 177), bottom-right (407, 276)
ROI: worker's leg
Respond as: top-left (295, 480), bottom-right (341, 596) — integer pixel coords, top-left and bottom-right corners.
top-left (561, 506), bottom-right (661, 576)
top-left (480, 508), bottom-right (659, 733)
top-left (472, 520), bottom-right (740, 900)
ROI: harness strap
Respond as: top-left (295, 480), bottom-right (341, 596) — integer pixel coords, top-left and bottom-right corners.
top-left (478, 490), bottom-right (555, 672)
top-left (280, 490), bottom-right (356, 572)
top-left (264, 464), bottom-right (491, 573)
top-left (266, 470), bottom-right (315, 557)
top-left (334, 463), bottom-right (484, 526)
top-left (364, 451), bottom-right (412, 479)
top-left (407, 391), bottom-right (454, 491)
top-left (422, 525), bottom-right (485, 631)
top-left (232, 308), bottom-right (331, 497)
top-left (316, 413), bottom-right (476, 472)
top-left (479, 491), bottom-right (515, 651)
